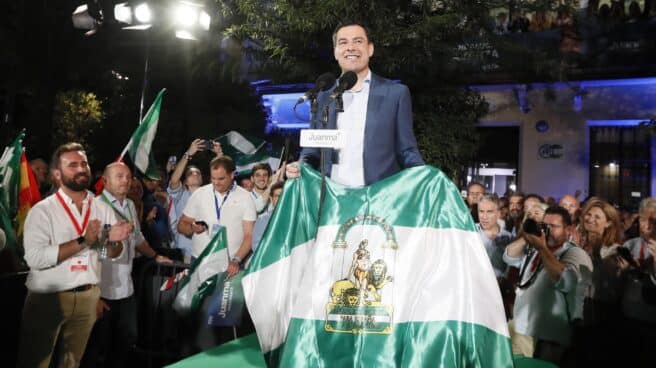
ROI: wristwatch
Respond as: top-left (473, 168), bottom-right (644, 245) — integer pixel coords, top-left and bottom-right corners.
top-left (76, 236), bottom-right (87, 249)
top-left (231, 256), bottom-right (242, 265)
top-left (182, 152), bottom-right (192, 160)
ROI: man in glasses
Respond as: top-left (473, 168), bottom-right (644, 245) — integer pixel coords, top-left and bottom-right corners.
top-left (503, 206), bottom-right (592, 365)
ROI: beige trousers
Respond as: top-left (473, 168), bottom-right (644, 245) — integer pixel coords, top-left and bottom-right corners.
top-left (17, 286), bottom-right (100, 368)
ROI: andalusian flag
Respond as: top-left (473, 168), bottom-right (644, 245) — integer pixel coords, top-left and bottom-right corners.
top-left (0, 131), bottom-right (25, 252)
top-left (16, 151), bottom-right (41, 236)
top-left (243, 165), bottom-right (513, 367)
top-left (119, 89), bottom-right (165, 180)
top-left (173, 227), bottom-right (229, 313)
top-left (216, 131), bottom-right (280, 174)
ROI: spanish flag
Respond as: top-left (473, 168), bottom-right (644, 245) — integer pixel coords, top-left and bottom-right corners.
top-left (16, 152), bottom-right (40, 236)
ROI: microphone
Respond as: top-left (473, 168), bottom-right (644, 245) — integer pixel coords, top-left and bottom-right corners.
top-left (295, 73), bottom-right (337, 105)
top-left (329, 71), bottom-right (358, 99)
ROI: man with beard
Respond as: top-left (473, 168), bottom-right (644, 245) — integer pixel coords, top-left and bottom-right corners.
top-left (18, 143), bottom-right (132, 368)
top-left (506, 192), bottom-right (525, 235)
top-left (82, 162), bottom-right (171, 368)
top-left (503, 206), bottom-right (592, 365)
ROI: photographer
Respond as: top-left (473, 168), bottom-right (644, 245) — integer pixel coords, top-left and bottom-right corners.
top-left (503, 206), bottom-right (592, 365)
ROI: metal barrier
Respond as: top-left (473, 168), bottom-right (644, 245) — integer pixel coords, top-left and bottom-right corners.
top-left (133, 259), bottom-right (190, 368)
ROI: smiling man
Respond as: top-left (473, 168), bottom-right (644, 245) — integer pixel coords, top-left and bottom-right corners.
top-left (287, 21), bottom-right (424, 187)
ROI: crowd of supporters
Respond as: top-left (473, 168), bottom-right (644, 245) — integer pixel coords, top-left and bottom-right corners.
top-left (466, 182), bottom-right (656, 367)
top-left (4, 137), bottom-right (655, 367)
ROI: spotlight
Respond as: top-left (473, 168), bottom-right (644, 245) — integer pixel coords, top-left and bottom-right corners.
top-left (134, 3), bottom-right (152, 23)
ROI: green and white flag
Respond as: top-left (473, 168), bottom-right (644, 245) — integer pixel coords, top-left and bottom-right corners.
top-left (119, 89), bottom-right (165, 180)
top-left (216, 131), bottom-right (280, 174)
top-left (0, 130), bottom-right (24, 214)
top-left (173, 227), bottom-right (229, 313)
top-left (243, 165), bottom-right (513, 367)
top-left (0, 130), bottom-right (24, 252)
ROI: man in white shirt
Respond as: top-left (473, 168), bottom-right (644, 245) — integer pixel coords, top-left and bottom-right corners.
top-left (503, 206), bottom-right (592, 365)
top-left (177, 155), bottom-right (256, 277)
top-left (18, 143), bottom-right (132, 368)
top-left (82, 162), bottom-right (171, 368)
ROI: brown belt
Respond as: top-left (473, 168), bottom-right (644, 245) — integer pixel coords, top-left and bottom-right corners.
top-left (64, 284), bottom-right (94, 293)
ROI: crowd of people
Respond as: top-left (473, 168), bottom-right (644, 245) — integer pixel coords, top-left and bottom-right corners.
top-left (494, 0), bottom-right (656, 35)
top-left (466, 182), bottom-right (656, 367)
top-left (12, 139), bottom-right (287, 368)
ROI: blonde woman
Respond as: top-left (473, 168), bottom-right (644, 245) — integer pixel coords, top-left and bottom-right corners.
top-left (578, 198), bottom-right (623, 366)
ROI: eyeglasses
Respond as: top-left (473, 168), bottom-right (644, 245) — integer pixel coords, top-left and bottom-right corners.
top-left (541, 223), bottom-right (563, 229)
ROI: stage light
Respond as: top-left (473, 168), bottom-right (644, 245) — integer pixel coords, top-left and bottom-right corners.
top-left (174, 2), bottom-right (199, 28)
top-left (72, 4), bottom-right (102, 36)
top-left (114, 2), bottom-right (132, 24)
top-left (134, 3), bottom-right (152, 23)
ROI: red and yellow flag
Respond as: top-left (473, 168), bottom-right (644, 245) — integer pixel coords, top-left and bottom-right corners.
top-left (17, 152), bottom-right (41, 236)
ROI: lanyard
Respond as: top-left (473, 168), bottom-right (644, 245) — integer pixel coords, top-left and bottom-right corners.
top-left (55, 191), bottom-right (93, 237)
top-left (100, 193), bottom-right (133, 223)
top-left (213, 184), bottom-right (234, 222)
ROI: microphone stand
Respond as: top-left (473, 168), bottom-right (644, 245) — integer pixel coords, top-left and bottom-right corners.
top-left (315, 100), bottom-right (331, 238)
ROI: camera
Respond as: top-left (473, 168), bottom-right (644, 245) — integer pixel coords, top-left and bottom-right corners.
top-left (522, 218), bottom-right (549, 238)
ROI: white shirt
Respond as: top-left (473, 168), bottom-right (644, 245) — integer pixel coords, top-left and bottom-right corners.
top-left (504, 242), bottom-right (593, 345)
top-left (183, 183), bottom-right (257, 258)
top-left (98, 190), bottom-right (146, 300)
top-left (23, 188), bottom-right (118, 293)
top-left (251, 189), bottom-right (270, 215)
top-left (330, 70), bottom-right (371, 187)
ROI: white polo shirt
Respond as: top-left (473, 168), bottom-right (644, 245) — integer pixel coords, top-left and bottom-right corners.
top-left (183, 183), bottom-right (257, 258)
top-left (23, 189), bottom-right (118, 293)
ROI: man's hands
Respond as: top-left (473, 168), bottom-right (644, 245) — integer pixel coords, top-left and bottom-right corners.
top-left (285, 161), bottom-right (301, 179)
top-left (523, 231), bottom-right (548, 251)
top-left (227, 261), bottom-right (240, 278)
top-left (97, 299), bottom-right (110, 319)
top-left (190, 221), bottom-right (207, 234)
top-left (84, 220), bottom-right (102, 245)
top-left (108, 221), bottom-right (133, 242)
top-left (211, 141), bottom-right (223, 156)
top-left (155, 254), bottom-right (173, 264)
top-left (187, 139), bottom-right (204, 158)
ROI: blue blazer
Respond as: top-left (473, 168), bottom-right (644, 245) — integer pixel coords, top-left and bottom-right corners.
top-left (300, 73), bottom-right (425, 185)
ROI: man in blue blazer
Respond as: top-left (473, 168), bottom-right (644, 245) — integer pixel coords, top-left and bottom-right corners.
top-left (287, 22), bottom-right (424, 186)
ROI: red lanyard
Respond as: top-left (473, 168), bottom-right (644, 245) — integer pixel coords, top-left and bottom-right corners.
top-left (55, 192), bottom-right (93, 236)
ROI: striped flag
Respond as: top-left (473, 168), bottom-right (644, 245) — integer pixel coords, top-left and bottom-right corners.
top-left (216, 131), bottom-right (280, 174)
top-left (243, 165), bottom-right (513, 367)
top-left (17, 151), bottom-right (41, 237)
top-left (119, 89), bottom-right (165, 180)
top-left (173, 227), bottom-right (229, 313)
top-left (0, 131), bottom-right (25, 252)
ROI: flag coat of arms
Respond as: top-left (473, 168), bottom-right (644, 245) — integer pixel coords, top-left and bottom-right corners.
top-left (243, 165), bottom-right (513, 367)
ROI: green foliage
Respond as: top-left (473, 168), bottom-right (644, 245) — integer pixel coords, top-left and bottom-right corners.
top-left (51, 90), bottom-right (104, 161)
top-left (414, 88), bottom-right (487, 180)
